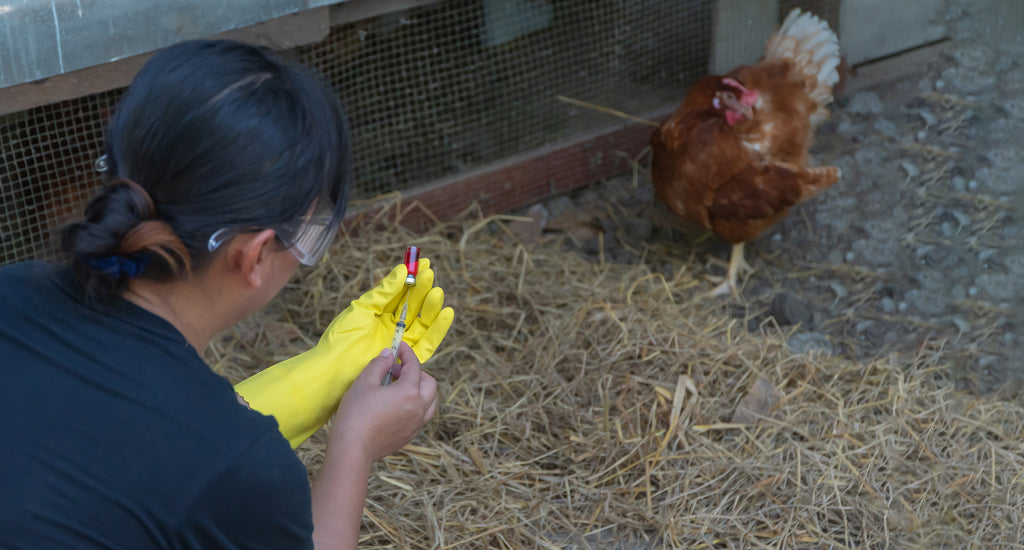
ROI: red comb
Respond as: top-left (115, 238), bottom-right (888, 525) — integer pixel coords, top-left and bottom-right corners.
top-left (722, 77), bottom-right (747, 92)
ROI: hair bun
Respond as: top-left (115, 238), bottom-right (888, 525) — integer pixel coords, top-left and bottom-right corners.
top-left (61, 179), bottom-right (190, 300)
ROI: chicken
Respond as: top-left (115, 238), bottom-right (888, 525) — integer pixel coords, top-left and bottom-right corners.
top-left (650, 9), bottom-right (842, 297)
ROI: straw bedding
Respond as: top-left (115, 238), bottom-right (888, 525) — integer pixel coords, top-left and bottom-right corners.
top-left (208, 204), bottom-right (1024, 549)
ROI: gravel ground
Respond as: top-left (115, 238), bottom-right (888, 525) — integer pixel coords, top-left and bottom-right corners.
top-left (514, 0), bottom-right (1024, 394)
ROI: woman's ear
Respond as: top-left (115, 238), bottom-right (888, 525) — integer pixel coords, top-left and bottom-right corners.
top-left (233, 229), bottom-right (279, 288)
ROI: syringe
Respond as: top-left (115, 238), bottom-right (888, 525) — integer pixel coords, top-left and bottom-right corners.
top-left (381, 246), bottom-right (420, 386)
top-left (381, 301), bottom-right (407, 386)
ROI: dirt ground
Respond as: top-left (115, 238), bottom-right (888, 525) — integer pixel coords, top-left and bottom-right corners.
top-left (514, 0), bottom-right (1024, 395)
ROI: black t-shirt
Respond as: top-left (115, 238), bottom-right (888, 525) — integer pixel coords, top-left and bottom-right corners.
top-left (0, 262), bottom-right (314, 549)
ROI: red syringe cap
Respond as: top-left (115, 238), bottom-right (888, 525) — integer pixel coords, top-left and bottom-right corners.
top-left (404, 245), bottom-right (420, 285)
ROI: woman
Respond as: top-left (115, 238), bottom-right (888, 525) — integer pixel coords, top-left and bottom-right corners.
top-left (0, 40), bottom-right (452, 549)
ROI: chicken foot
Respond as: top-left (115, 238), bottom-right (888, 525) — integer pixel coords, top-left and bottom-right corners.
top-left (708, 242), bottom-right (752, 298)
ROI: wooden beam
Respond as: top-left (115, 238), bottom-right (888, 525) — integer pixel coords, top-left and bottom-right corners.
top-left (0, 7), bottom-right (331, 115)
top-left (345, 106), bottom-right (675, 233)
top-left (844, 41), bottom-right (949, 94)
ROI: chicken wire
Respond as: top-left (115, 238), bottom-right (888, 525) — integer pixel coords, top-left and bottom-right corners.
top-left (0, 89), bottom-right (124, 266)
top-left (0, 0), bottom-right (838, 267)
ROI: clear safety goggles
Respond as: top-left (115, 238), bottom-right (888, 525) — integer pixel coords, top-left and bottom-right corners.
top-left (207, 200), bottom-right (340, 266)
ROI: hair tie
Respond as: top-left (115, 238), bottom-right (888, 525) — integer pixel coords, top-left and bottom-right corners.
top-left (84, 254), bottom-right (151, 279)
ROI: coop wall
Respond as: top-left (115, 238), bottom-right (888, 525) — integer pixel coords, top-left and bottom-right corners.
top-left (0, 0), bottom-right (838, 267)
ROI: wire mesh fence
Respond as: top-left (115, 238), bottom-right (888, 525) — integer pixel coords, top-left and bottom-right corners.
top-left (0, 0), bottom-right (837, 266)
top-left (1, 90), bottom-right (124, 266)
top-left (296, 0), bottom-right (713, 199)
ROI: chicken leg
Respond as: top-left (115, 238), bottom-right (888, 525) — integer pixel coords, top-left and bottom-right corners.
top-left (708, 243), bottom-right (752, 298)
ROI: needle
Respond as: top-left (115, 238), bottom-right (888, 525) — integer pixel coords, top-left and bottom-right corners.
top-left (381, 301), bottom-right (408, 386)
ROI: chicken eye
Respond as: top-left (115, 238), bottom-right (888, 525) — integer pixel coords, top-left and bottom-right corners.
top-left (723, 92), bottom-right (736, 102)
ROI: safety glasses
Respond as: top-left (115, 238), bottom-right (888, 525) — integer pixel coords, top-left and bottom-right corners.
top-left (207, 200), bottom-right (340, 266)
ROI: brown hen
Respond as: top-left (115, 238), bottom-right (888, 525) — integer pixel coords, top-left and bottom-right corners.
top-left (650, 9), bottom-right (843, 297)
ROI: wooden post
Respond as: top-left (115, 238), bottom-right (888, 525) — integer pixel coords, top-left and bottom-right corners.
top-left (840, 0), bottom-right (947, 65)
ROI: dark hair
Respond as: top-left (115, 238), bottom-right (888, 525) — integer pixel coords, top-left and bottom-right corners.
top-left (62, 39), bottom-right (351, 300)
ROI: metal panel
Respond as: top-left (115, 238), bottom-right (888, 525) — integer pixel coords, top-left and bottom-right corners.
top-left (0, 7), bottom-right (331, 114)
top-left (0, 0), bottom-right (345, 89)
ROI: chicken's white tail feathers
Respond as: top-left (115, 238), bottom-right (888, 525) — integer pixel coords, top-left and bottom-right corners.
top-left (764, 9), bottom-right (840, 121)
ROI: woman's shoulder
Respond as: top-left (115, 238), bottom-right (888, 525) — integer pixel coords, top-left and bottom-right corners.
top-left (0, 260), bottom-right (58, 283)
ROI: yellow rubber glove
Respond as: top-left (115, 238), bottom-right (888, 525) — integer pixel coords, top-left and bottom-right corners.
top-left (234, 258), bottom-right (455, 448)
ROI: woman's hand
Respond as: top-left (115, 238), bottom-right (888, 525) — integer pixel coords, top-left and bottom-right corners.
top-left (311, 342), bottom-right (438, 550)
top-left (329, 342), bottom-right (438, 461)
top-left (234, 258), bottom-right (454, 449)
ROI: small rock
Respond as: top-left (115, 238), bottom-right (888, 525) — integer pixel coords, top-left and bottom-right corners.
top-left (987, 148), bottom-right (1024, 169)
top-left (952, 316), bottom-right (971, 334)
top-left (863, 219), bottom-right (898, 240)
top-left (621, 217), bottom-right (653, 242)
top-left (979, 248), bottom-right (999, 266)
top-left (880, 297), bottom-right (896, 313)
top-left (545, 196), bottom-right (575, 217)
top-left (1005, 254), bottom-right (1024, 275)
top-left (852, 239), bottom-right (896, 267)
top-left (837, 120), bottom-right (862, 140)
top-left (976, 274), bottom-right (1017, 301)
top-left (918, 110), bottom-right (938, 127)
top-left (915, 245), bottom-right (935, 264)
top-left (946, 209), bottom-right (971, 228)
top-left (580, 235), bottom-right (602, 256)
top-left (953, 46), bottom-right (992, 69)
top-left (957, 72), bottom-right (997, 94)
top-left (634, 181), bottom-right (655, 203)
top-left (769, 292), bottom-right (813, 327)
top-left (730, 378), bottom-right (784, 424)
top-left (900, 160), bottom-right (920, 178)
top-left (874, 118), bottom-right (899, 138)
top-left (916, 270), bottom-right (945, 290)
top-left (507, 204), bottom-right (550, 246)
top-left (847, 92), bottom-right (884, 116)
top-left (853, 148), bottom-right (884, 166)
top-left (659, 262), bottom-right (674, 281)
top-left (787, 332), bottom-right (835, 357)
top-left (906, 288), bottom-right (949, 316)
top-left (951, 176), bottom-right (967, 193)
top-left (1006, 98), bottom-right (1024, 119)
top-left (855, 320), bottom-right (876, 337)
top-left (829, 282), bottom-right (848, 300)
